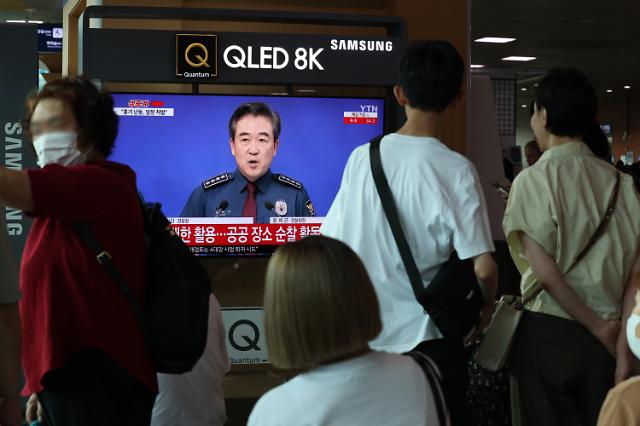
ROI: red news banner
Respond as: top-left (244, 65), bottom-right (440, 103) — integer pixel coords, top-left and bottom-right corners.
top-left (169, 217), bottom-right (323, 255)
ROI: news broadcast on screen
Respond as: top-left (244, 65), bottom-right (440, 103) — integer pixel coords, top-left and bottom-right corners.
top-left (110, 93), bottom-right (385, 256)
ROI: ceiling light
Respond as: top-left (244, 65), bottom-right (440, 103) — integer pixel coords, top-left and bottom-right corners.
top-left (28, 20), bottom-right (43, 24)
top-left (502, 56), bottom-right (537, 62)
top-left (475, 37), bottom-right (516, 44)
top-left (606, 89), bottom-right (613, 93)
top-left (6, 20), bottom-right (27, 23)
top-left (297, 89), bottom-right (316, 93)
top-left (521, 87), bottom-right (527, 91)
top-left (470, 64), bottom-right (485, 68)
top-left (521, 104), bottom-right (528, 108)
top-left (624, 85), bottom-right (631, 90)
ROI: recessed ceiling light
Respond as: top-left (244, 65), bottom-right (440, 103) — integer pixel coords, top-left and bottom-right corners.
top-left (606, 89), bottom-right (613, 93)
top-left (521, 87), bottom-right (527, 91)
top-left (297, 89), bottom-right (316, 93)
top-left (521, 104), bottom-right (528, 108)
top-left (6, 19), bottom-right (26, 23)
top-left (624, 85), bottom-right (631, 89)
top-left (470, 64), bottom-right (485, 69)
top-left (502, 56), bottom-right (537, 62)
top-left (475, 37), bottom-right (516, 44)
top-left (534, 83), bottom-right (539, 87)
top-left (28, 20), bottom-right (43, 24)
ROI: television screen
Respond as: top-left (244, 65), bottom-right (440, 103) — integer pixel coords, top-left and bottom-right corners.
top-left (110, 93), bottom-right (385, 255)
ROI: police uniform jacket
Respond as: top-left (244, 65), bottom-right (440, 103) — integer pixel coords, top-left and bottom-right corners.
top-left (181, 169), bottom-right (315, 223)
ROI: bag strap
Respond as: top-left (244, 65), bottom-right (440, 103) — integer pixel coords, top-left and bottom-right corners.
top-left (407, 351), bottom-right (450, 426)
top-left (521, 171), bottom-right (621, 305)
top-left (72, 223), bottom-right (146, 325)
top-left (369, 135), bottom-right (424, 303)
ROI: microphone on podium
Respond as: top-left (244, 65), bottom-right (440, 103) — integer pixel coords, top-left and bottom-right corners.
top-left (216, 200), bottom-right (229, 215)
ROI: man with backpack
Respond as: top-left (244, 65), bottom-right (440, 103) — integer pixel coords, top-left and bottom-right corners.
top-left (321, 40), bottom-right (498, 425)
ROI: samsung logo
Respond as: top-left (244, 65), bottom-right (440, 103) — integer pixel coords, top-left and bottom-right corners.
top-left (330, 39), bottom-right (394, 52)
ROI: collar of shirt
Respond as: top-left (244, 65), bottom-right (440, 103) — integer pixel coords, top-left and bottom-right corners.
top-left (231, 169), bottom-right (273, 194)
top-left (538, 141), bottom-right (594, 163)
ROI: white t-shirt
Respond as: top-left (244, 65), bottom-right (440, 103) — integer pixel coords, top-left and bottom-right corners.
top-left (151, 294), bottom-right (231, 426)
top-left (321, 134), bottom-right (494, 352)
top-left (248, 351), bottom-right (438, 426)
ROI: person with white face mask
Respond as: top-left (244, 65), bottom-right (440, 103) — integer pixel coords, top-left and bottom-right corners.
top-left (0, 76), bottom-right (156, 426)
top-left (598, 290), bottom-right (640, 425)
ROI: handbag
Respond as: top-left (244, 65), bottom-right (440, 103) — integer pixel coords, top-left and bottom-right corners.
top-left (474, 171), bottom-right (621, 371)
top-left (369, 135), bottom-right (485, 341)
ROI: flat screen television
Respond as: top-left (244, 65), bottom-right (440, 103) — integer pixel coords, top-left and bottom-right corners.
top-left (110, 93), bottom-right (385, 256)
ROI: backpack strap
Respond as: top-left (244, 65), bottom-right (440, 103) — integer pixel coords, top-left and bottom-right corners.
top-left (72, 223), bottom-right (147, 335)
top-left (369, 136), bottom-right (425, 304)
top-left (406, 351), bottom-right (450, 426)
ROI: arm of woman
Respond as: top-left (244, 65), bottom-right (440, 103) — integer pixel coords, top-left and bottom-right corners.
top-left (0, 167), bottom-right (33, 212)
top-left (520, 232), bottom-right (620, 356)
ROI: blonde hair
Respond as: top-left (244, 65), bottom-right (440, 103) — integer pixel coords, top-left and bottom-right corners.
top-left (264, 236), bottom-right (382, 370)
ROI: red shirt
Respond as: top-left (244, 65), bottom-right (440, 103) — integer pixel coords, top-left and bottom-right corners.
top-left (19, 161), bottom-right (157, 395)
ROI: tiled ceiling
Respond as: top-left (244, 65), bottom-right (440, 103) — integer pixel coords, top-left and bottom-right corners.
top-left (471, 0), bottom-right (639, 99)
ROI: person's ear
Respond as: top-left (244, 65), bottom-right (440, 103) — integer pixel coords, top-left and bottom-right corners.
top-left (539, 106), bottom-right (548, 128)
top-left (273, 139), bottom-right (279, 156)
top-left (393, 85), bottom-right (409, 106)
top-left (229, 138), bottom-right (236, 156)
top-left (448, 89), bottom-right (464, 109)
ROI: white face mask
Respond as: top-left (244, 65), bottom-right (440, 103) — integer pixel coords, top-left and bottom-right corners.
top-left (627, 313), bottom-right (640, 359)
top-left (33, 131), bottom-right (87, 168)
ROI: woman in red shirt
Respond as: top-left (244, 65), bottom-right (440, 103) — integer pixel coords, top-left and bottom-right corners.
top-left (0, 77), bottom-right (156, 425)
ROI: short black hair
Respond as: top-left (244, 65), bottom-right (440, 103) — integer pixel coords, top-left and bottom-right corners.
top-left (534, 68), bottom-right (597, 138)
top-left (25, 76), bottom-right (118, 157)
top-left (583, 122), bottom-right (611, 162)
top-left (228, 102), bottom-right (281, 140)
top-left (398, 40), bottom-right (465, 112)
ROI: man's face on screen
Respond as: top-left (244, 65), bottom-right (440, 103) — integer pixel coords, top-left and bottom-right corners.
top-left (230, 115), bottom-right (279, 182)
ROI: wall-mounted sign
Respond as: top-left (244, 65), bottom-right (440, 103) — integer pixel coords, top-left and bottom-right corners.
top-left (176, 33), bottom-right (217, 80)
top-left (37, 23), bottom-right (63, 53)
top-left (221, 308), bottom-right (269, 365)
top-left (0, 24), bottom-right (38, 262)
top-left (87, 29), bottom-right (403, 86)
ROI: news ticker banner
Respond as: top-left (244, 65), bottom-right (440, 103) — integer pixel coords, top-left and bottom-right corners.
top-left (169, 217), bottom-right (323, 256)
top-left (0, 24), bottom-right (38, 262)
top-left (86, 29), bottom-right (403, 86)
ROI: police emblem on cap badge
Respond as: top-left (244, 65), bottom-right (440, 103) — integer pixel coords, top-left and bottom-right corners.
top-left (275, 200), bottom-right (288, 216)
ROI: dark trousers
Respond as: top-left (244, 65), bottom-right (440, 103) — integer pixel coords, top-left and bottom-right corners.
top-left (511, 311), bottom-right (615, 426)
top-left (38, 350), bottom-right (155, 426)
top-left (413, 338), bottom-right (469, 426)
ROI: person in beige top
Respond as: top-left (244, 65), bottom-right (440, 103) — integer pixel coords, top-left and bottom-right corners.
top-left (503, 68), bottom-right (640, 426)
top-left (0, 205), bottom-right (22, 426)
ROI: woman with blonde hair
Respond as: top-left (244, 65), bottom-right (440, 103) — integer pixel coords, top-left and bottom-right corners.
top-left (248, 236), bottom-right (444, 425)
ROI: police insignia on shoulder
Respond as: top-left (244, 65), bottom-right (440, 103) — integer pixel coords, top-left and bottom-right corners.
top-left (273, 173), bottom-right (303, 189)
top-left (202, 173), bottom-right (233, 190)
top-left (306, 200), bottom-right (316, 217)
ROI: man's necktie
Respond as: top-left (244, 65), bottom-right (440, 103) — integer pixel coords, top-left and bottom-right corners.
top-left (241, 182), bottom-right (257, 222)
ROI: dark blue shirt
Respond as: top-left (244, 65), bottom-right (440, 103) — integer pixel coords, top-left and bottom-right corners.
top-left (181, 169), bottom-right (315, 223)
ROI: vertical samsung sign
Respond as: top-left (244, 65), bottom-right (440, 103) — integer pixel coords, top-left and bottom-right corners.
top-left (0, 24), bottom-right (38, 261)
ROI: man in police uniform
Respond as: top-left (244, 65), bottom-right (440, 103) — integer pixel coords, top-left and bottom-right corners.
top-left (181, 102), bottom-right (315, 223)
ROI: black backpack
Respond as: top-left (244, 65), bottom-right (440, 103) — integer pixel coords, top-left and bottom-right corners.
top-left (74, 201), bottom-right (211, 374)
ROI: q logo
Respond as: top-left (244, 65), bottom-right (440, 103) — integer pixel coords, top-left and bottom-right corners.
top-left (229, 319), bottom-right (261, 351)
top-left (185, 42), bottom-right (210, 68)
top-left (176, 34), bottom-right (217, 79)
